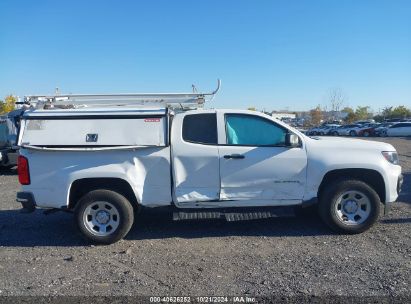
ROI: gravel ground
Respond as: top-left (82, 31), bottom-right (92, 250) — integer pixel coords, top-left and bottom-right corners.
top-left (0, 137), bottom-right (410, 299)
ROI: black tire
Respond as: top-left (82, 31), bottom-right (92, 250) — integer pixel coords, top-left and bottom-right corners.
top-left (74, 189), bottom-right (134, 244)
top-left (363, 131), bottom-right (370, 137)
top-left (318, 179), bottom-right (381, 234)
top-left (349, 130), bottom-right (356, 136)
top-left (332, 131), bottom-right (339, 136)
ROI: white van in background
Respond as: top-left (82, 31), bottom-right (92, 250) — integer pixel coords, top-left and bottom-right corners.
top-left (386, 122), bottom-right (411, 137)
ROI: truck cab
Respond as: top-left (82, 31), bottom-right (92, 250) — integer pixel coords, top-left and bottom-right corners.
top-left (171, 109), bottom-right (306, 207)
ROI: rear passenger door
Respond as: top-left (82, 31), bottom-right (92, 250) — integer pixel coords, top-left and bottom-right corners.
top-left (171, 111), bottom-right (221, 203)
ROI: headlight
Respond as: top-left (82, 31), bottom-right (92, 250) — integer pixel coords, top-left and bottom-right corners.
top-left (382, 151), bottom-right (399, 165)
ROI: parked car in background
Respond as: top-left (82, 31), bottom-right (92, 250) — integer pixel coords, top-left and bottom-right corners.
top-left (0, 111), bottom-right (21, 168)
top-left (306, 125), bottom-right (325, 136)
top-left (357, 123), bottom-right (381, 137)
top-left (385, 118), bottom-right (407, 123)
top-left (330, 124), bottom-right (362, 136)
top-left (374, 123), bottom-right (394, 137)
top-left (386, 122), bottom-right (411, 137)
top-left (324, 124), bottom-right (342, 135)
top-left (355, 119), bottom-right (375, 125)
top-left (307, 124), bottom-right (341, 136)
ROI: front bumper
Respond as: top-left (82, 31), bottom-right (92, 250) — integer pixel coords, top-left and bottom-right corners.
top-left (384, 174), bottom-right (404, 215)
top-left (16, 192), bottom-right (36, 213)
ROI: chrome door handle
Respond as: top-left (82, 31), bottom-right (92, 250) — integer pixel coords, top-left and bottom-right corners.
top-left (224, 154), bottom-right (245, 159)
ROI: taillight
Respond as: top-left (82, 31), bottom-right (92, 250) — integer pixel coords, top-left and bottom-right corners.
top-left (18, 155), bottom-right (30, 185)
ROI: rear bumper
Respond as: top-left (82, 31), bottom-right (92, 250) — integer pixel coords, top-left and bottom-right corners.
top-left (16, 192), bottom-right (36, 213)
top-left (397, 174), bottom-right (404, 195)
top-left (0, 150), bottom-right (5, 164)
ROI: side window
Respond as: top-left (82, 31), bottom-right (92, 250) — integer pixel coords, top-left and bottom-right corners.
top-left (182, 113), bottom-right (217, 145)
top-left (225, 114), bottom-right (287, 146)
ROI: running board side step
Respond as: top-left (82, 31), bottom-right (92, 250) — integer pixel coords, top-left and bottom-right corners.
top-left (172, 206), bottom-right (295, 221)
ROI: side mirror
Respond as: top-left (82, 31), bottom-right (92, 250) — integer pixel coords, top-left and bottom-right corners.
top-left (285, 133), bottom-right (300, 147)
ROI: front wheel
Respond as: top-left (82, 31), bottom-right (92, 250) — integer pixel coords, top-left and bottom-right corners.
top-left (74, 189), bottom-right (134, 244)
top-left (318, 179), bottom-right (381, 234)
top-left (349, 130), bottom-right (357, 136)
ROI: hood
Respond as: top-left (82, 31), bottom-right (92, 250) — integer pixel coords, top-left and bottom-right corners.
top-left (307, 136), bottom-right (396, 152)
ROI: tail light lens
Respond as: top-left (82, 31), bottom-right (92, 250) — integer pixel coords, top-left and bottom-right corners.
top-left (18, 155), bottom-right (30, 185)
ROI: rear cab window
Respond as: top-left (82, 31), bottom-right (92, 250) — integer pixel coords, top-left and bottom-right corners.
top-left (182, 113), bottom-right (217, 145)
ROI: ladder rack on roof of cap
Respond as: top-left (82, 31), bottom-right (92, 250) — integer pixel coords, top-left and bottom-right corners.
top-left (23, 79), bottom-right (221, 110)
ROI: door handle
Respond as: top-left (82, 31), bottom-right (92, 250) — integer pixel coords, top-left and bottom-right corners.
top-left (224, 154), bottom-right (245, 159)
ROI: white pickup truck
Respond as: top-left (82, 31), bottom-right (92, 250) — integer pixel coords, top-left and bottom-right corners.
top-left (16, 89), bottom-right (403, 244)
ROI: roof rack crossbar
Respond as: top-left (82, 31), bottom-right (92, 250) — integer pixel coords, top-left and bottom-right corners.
top-left (24, 79), bottom-right (221, 109)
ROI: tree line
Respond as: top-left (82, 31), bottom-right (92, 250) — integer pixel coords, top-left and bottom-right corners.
top-left (0, 95), bottom-right (17, 114)
top-left (308, 88), bottom-right (410, 126)
top-left (309, 105), bottom-right (411, 126)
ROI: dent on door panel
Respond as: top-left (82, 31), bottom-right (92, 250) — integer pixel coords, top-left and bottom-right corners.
top-left (173, 154), bottom-right (220, 203)
top-left (219, 147), bottom-right (307, 201)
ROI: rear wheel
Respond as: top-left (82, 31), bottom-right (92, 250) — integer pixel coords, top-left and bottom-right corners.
top-left (74, 189), bottom-right (134, 244)
top-left (349, 130), bottom-right (357, 136)
top-left (318, 179), bottom-right (380, 234)
top-left (363, 131), bottom-right (370, 137)
top-left (332, 131), bottom-right (339, 136)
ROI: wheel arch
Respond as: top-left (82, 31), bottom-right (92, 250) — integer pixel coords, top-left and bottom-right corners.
top-left (68, 177), bottom-right (139, 210)
top-left (318, 168), bottom-right (386, 203)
